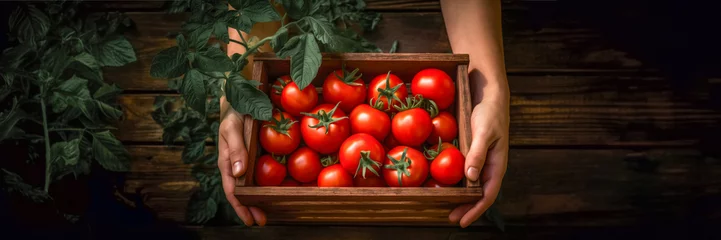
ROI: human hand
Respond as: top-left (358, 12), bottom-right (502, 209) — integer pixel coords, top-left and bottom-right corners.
top-left (448, 77), bottom-right (510, 228)
top-left (218, 102), bottom-right (267, 226)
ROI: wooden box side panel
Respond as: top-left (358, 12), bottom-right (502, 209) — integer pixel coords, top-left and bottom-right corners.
top-left (455, 65), bottom-right (478, 187)
top-left (234, 187), bottom-right (482, 225)
top-left (237, 60), bottom-right (268, 187)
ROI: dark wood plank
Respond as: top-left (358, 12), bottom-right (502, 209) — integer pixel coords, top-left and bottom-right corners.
top-left (125, 147), bottom-right (721, 226)
top-left (107, 10), bottom-right (651, 90)
top-left (89, 0), bottom-right (442, 11)
top-left (190, 225), bottom-right (720, 240)
top-left (114, 74), bottom-right (721, 146)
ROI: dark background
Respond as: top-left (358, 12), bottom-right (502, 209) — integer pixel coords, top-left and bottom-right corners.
top-left (1, 0), bottom-right (719, 239)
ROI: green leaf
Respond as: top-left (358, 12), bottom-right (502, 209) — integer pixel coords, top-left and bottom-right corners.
top-left (181, 69), bottom-right (208, 114)
top-left (177, 33), bottom-right (189, 50)
top-left (95, 101), bottom-right (123, 120)
top-left (289, 33), bottom-right (321, 90)
top-left (150, 46), bottom-right (190, 79)
top-left (49, 75), bottom-right (93, 118)
top-left (91, 131), bottom-right (130, 172)
top-left (389, 40), bottom-right (399, 53)
top-left (186, 22), bottom-right (213, 49)
top-left (212, 21), bottom-right (230, 44)
top-left (275, 34), bottom-right (301, 58)
top-left (195, 47), bottom-right (234, 73)
top-left (183, 140), bottom-right (206, 164)
top-left (1, 45), bottom-right (32, 69)
top-left (271, 27), bottom-right (289, 52)
top-left (9, 5), bottom-right (50, 46)
top-left (49, 139), bottom-right (81, 180)
top-left (2, 169), bottom-right (50, 203)
top-left (93, 83), bottom-right (123, 102)
top-left (306, 16), bottom-right (334, 45)
top-left (51, 139), bottom-right (81, 167)
top-left (168, 0), bottom-right (191, 13)
top-left (0, 100), bottom-right (28, 142)
top-left (42, 46), bottom-right (71, 78)
top-left (91, 37), bottom-right (137, 67)
top-left (186, 189), bottom-right (218, 224)
top-left (225, 74), bottom-right (273, 121)
top-left (74, 52), bottom-right (100, 71)
top-left (241, 0), bottom-right (281, 23)
top-left (229, 14), bottom-right (253, 34)
top-left (70, 52), bottom-right (104, 84)
top-left (278, 0), bottom-right (309, 20)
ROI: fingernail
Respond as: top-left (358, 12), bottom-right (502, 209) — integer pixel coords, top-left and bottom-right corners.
top-left (467, 167), bottom-right (480, 181)
top-left (233, 161), bottom-right (243, 176)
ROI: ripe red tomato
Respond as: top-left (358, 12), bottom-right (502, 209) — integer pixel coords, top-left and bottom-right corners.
top-left (281, 81), bottom-right (318, 117)
top-left (317, 164), bottom-right (354, 187)
top-left (300, 103), bottom-right (351, 154)
top-left (259, 111), bottom-right (301, 155)
top-left (270, 76), bottom-right (291, 108)
top-left (392, 102), bottom-right (432, 147)
top-left (423, 178), bottom-right (453, 188)
top-left (367, 72), bottom-right (408, 112)
top-left (287, 147), bottom-right (322, 183)
top-left (349, 104), bottom-right (391, 142)
top-left (354, 174), bottom-right (388, 187)
top-left (411, 68), bottom-right (455, 110)
top-left (254, 155), bottom-right (287, 186)
top-left (280, 178), bottom-right (300, 186)
top-left (322, 69), bottom-right (367, 113)
top-left (430, 147), bottom-right (465, 185)
top-left (427, 111), bottom-right (458, 144)
top-left (338, 133), bottom-right (386, 179)
top-left (382, 146), bottom-right (429, 187)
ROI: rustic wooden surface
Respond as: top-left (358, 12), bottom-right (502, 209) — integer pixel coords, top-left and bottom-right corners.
top-left (114, 74), bottom-right (721, 146)
top-left (104, 0), bottom-right (721, 238)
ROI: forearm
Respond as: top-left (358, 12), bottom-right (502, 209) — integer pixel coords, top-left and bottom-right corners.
top-left (440, 0), bottom-right (509, 105)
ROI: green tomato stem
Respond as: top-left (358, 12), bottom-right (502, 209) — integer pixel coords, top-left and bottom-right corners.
top-left (238, 36), bottom-right (273, 61)
top-left (41, 95), bottom-right (51, 193)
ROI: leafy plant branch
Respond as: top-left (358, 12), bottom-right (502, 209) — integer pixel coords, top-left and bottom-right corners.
top-left (150, 0), bottom-right (383, 225)
top-left (0, 0), bottom-right (137, 218)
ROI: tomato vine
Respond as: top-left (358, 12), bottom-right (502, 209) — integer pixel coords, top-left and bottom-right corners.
top-left (150, 0), bottom-right (385, 225)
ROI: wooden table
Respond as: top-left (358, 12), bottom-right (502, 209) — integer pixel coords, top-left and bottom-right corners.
top-left (94, 0), bottom-right (721, 238)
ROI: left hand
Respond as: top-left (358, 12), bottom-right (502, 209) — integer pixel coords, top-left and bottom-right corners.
top-left (449, 80), bottom-right (510, 228)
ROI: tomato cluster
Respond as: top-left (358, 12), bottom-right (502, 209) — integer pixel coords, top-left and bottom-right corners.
top-left (255, 67), bottom-right (466, 187)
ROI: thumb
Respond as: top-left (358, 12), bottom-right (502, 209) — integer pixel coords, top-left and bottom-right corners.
top-left (464, 134), bottom-right (491, 182)
top-left (221, 122), bottom-right (249, 178)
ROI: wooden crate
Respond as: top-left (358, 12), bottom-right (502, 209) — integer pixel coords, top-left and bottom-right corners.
top-left (234, 53), bottom-right (483, 225)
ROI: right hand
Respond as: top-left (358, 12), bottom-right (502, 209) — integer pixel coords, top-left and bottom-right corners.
top-left (218, 101), bottom-right (267, 226)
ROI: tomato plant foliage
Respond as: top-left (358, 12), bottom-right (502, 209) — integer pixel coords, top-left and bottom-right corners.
top-left (0, 0), bottom-right (137, 220)
top-left (150, 0), bottom-right (383, 225)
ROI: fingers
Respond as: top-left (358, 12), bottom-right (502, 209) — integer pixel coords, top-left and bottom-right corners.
top-left (449, 204), bottom-right (473, 223)
top-left (220, 120), bottom-right (249, 177)
top-left (249, 207), bottom-right (267, 226)
top-left (219, 131), bottom-right (255, 226)
top-left (464, 131), bottom-right (493, 182)
top-left (459, 141), bottom-right (508, 228)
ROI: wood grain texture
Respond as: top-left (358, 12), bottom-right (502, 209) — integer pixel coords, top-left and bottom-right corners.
top-left (189, 224), bottom-right (720, 240)
top-left (107, 10), bottom-right (649, 90)
top-left (90, 0), bottom-right (442, 11)
top-left (455, 65), bottom-right (476, 187)
top-left (114, 75), bottom-right (721, 146)
top-left (126, 147), bottom-right (721, 225)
